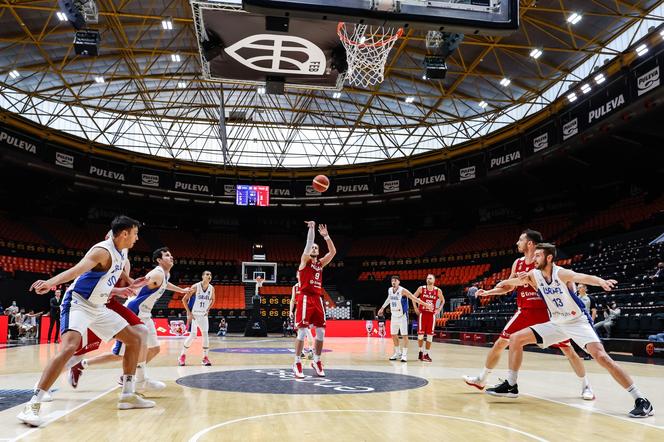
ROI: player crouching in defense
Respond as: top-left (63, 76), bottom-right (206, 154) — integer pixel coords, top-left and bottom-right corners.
top-left (292, 221), bottom-right (336, 378)
top-left (486, 243), bottom-right (654, 418)
top-left (378, 275), bottom-right (432, 362)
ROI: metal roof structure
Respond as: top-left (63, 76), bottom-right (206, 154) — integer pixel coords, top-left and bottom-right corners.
top-left (1, 0), bottom-right (663, 168)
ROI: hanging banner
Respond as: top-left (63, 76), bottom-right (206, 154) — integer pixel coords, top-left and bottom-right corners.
top-left (451, 154), bottom-right (483, 183)
top-left (129, 166), bottom-right (172, 190)
top-left (525, 120), bottom-right (557, 155)
top-left (88, 157), bottom-right (127, 182)
top-left (0, 124), bottom-right (40, 156)
top-left (631, 55), bottom-right (661, 97)
top-left (173, 173), bottom-right (212, 194)
top-left (375, 171), bottom-right (410, 194)
top-left (268, 180), bottom-right (294, 198)
top-left (585, 77), bottom-right (628, 127)
top-left (487, 140), bottom-right (522, 171)
top-left (330, 176), bottom-right (372, 195)
top-left (411, 164), bottom-right (447, 189)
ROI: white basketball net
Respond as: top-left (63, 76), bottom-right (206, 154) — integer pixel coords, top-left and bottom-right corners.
top-left (255, 276), bottom-right (264, 288)
top-left (337, 23), bottom-right (403, 88)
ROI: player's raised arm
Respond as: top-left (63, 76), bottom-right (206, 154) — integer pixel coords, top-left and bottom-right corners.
top-left (557, 268), bottom-right (618, 292)
top-left (300, 221), bottom-right (316, 269)
top-left (318, 224), bottom-right (336, 267)
top-left (30, 247), bottom-right (110, 295)
top-left (476, 259), bottom-right (520, 297)
top-left (402, 288), bottom-right (429, 308)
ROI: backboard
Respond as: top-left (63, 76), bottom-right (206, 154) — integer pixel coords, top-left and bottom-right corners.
top-left (191, 1), bottom-right (345, 90)
top-left (242, 0), bottom-right (519, 36)
top-left (242, 261), bottom-right (278, 283)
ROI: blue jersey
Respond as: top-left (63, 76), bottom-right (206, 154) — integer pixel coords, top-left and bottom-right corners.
top-left (126, 266), bottom-right (169, 318)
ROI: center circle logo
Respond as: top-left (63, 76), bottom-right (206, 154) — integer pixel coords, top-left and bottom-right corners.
top-left (176, 369), bottom-right (428, 395)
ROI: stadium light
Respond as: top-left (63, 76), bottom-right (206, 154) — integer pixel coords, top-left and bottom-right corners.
top-left (594, 73), bottom-right (606, 85)
top-left (405, 96), bottom-right (415, 103)
top-left (94, 76), bottom-right (105, 83)
top-left (171, 53), bottom-right (181, 62)
top-left (8, 70), bottom-right (20, 79)
top-left (567, 92), bottom-right (577, 103)
top-left (56, 11), bottom-right (68, 22)
top-left (177, 81), bottom-right (186, 89)
top-left (500, 77), bottom-right (511, 87)
top-left (161, 17), bottom-right (173, 30)
top-left (567, 12), bottom-right (582, 25)
top-left (257, 86), bottom-right (266, 95)
top-left (636, 44), bottom-right (649, 57)
top-left (332, 92), bottom-right (341, 99)
top-left (581, 83), bottom-right (591, 94)
top-left (478, 100), bottom-right (488, 109)
top-left (529, 48), bottom-right (542, 59)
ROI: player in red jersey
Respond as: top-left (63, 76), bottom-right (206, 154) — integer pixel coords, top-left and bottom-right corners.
top-left (462, 229), bottom-right (595, 400)
top-left (292, 221), bottom-right (336, 378)
top-left (413, 274), bottom-right (444, 362)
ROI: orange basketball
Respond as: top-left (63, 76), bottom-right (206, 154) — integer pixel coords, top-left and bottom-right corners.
top-left (312, 175), bottom-right (330, 193)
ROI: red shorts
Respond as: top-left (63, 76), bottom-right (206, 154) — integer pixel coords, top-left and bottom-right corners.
top-left (295, 293), bottom-right (326, 329)
top-left (418, 312), bottom-right (435, 335)
top-left (501, 308), bottom-right (569, 348)
top-left (73, 298), bottom-right (143, 356)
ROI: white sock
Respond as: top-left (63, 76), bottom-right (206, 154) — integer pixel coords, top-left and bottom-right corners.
top-left (294, 355), bottom-right (301, 363)
top-left (479, 367), bottom-right (492, 383)
top-left (313, 353), bottom-right (320, 363)
top-left (136, 363), bottom-right (146, 382)
top-left (402, 347), bottom-right (408, 356)
top-left (81, 359), bottom-right (89, 368)
top-left (424, 349), bottom-right (429, 356)
top-left (580, 375), bottom-right (590, 389)
top-left (32, 389), bottom-right (46, 402)
top-left (507, 370), bottom-right (518, 386)
top-left (627, 384), bottom-right (645, 400)
top-left (203, 347), bottom-right (209, 357)
top-left (121, 375), bottom-right (135, 395)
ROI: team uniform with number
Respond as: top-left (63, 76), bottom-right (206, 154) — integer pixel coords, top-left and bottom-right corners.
top-left (500, 257), bottom-right (570, 347)
top-left (295, 261), bottom-right (326, 328)
top-left (187, 282), bottom-right (213, 338)
top-left (113, 266), bottom-right (169, 355)
top-left (60, 238), bottom-right (129, 346)
top-left (529, 266), bottom-right (601, 349)
top-left (417, 286), bottom-right (440, 336)
top-left (387, 287), bottom-right (409, 336)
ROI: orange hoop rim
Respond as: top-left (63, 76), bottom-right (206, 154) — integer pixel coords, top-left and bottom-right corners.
top-left (337, 22), bottom-right (404, 48)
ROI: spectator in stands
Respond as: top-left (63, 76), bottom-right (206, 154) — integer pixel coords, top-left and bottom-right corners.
top-left (8, 310), bottom-right (21, 340)
top-left (577, 284), bottom-right (597, 321)
top-left (22, 310), bottom-right (41, 339)
top-left (594, 301), bottom-right (621, 338)
top-left (217, 317), bottom-right (228, 337)
top-left (0, 303), bottom-right (3, 315)
top-left (47, 289), bottom-right (61, 343)
top-left (649, 332), bottom-right (664, 342)
top-left (647, 262), bottom-right (664, 282)
top-left (5, 301), bottom-right (18, 316)
top-left (467, 283), bottom-right (479, 311)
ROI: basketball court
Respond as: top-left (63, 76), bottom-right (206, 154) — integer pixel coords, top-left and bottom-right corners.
top-left (0, 337), bottom-right (662, 441)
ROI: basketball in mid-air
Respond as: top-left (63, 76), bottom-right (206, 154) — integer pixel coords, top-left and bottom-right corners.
top-left (312, 175), bottom-right (330, 193)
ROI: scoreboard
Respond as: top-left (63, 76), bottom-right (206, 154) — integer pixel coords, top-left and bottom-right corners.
top-left (259, 294), bottom-right (290, 319)
top-left (236, 185), bottom-right (270, 207)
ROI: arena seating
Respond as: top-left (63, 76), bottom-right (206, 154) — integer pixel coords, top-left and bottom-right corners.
top-left (358, 263), bottom-right (490, 285)
top-left (0, 255), bottom-right (70, 275)
top-left (346, 230), bottom-right (449, 258)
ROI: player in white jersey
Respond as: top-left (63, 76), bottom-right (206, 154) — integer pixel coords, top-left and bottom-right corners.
top-left (378, 275), bottom-right (431, 362)
top-left (179, 270), bottom-right (216, 366)
top-left (18, 216), bottom-right (153, 427)
top-left (486, 243), bottom-right (654, 418)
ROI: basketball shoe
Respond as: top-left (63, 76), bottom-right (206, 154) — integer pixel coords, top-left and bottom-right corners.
top-left (486, 380), bottom-right (519, 398)
top-left (178, 354), bottom-right (186, 366)
top-left (422, 354), bottom-right (432, 363)
top-left (582, 386), bottom-right (595, 401)
top-left (629, 398), bottom-right (654, 418)
top-left (69, 362), bottom-right (85, 388)
top-left (462, 375), bottom-right (485, 390)
top-left (117, 393), bottom-right (156, 410)
top-left (292, 361), bottom-right (305, 379)
top-left (389, 351), bottom-right (401, 361)
top-left (17, 400), bottom-right (43, 427)
top-left (311, 360), bottom-right (325, 377)
top-left (136, 378), bottom-right (166, 392)
top-left (418, 351), bottom-right (423, 361)
top-left (202, 356), bottom-right (212, 366)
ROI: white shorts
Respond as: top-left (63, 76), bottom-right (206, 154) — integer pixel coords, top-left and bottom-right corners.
top-left (530, 317), bottom-right (600, 350)
top-left (113, 314), bottom-right (158, 356)
top-left (61, 292), bottom-right (128, 344)
top-left (192, 314), bottom-right (209, 334)
top-left (390, 315), bottom-right (409, 336)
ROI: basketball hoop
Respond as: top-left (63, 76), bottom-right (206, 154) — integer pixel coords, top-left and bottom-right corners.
top-left (255, 276), bottom-right (264, 288)
top-left (337, 22), bottom-right (403, 88)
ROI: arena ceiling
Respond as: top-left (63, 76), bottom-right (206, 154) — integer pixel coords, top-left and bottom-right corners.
top-left (1, 0), bottom-right (663, 168)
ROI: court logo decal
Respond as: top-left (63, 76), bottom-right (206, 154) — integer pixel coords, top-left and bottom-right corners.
top-left (176, 369), bottom-right (427, 395)
top-left (210, 347), bottom-right (332, 354)
top-left (0, 389), bottom-right (34, 412)
top-left (225, 34), bottom-right (326, 75)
